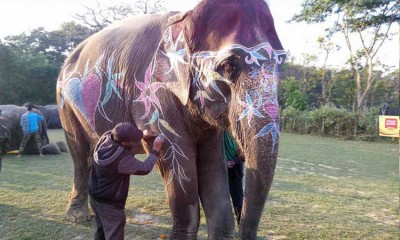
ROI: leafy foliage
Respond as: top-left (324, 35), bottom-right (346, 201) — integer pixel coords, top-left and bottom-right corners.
top-left (280, 105), bottom-right (390, 141)
top-left (292, 0), bottom-right (399, 112)
top-left (292, 0), bottom-right (400, 30)
top-left (281, 77), bottom-right (309, 111)
top-left (0, 41), bottom-right (59, 104)
top-left (0, 22), bottom-right (93, 104)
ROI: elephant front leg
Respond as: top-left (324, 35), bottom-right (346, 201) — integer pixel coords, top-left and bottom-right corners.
top-left (158, 149), bottom-right (200, 239)
top-left (197, 134), bottom-right (235, 239)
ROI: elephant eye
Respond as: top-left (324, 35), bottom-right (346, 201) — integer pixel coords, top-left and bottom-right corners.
top-left (224, 63), bottom-right (235, 76)
top-left (215, 56), bottom-right (241, 81)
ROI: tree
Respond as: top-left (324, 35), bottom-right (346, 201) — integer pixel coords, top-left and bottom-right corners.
top-left (0, 22), bottom-right (92, 104)
top-left (0, 41), bottom-right (58, 104)
top-left (370, 70), bottom-right (399, 114)
top-left (3, 23), bottom-right (92, 67)
top-left (74, 0), bottom-right (167, 31)
top-left (329, 69), bottom-right (356, 110)
top-left (292, 0), bottom-right (400, 112)
top-left (49, 22), bottom-right (94, 61)
top-left (281, 77), bottom-right (309, 111)
top-left (317, 36), bottom-right (339, 105)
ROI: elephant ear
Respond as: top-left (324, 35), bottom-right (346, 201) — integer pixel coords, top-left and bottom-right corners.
top-left (152, 12), bottom-right (190, 106)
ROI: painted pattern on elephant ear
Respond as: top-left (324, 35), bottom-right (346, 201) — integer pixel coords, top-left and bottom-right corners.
top-left (152, 12), bottom-right (191, 106)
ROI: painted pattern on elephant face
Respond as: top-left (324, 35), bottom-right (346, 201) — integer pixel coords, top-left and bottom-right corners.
top-left (190, 42), bottom-right (286, 146)
top-left (57, 52), bottom-right (123, 130)
top-left (139, 27), bottom-right (286, 190)
top-left (130, 27), bottom-right (286, 193)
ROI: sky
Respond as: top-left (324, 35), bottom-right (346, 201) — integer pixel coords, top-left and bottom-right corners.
top-left (0, 0), bottom-right (398, 69)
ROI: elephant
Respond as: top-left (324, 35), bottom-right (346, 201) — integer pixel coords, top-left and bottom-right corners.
top-left (57, 0), bottom-right (286, 239)
top-left (36, 105), bottom-right (62, 129)
top-left (0, 105), bottom-right (49, 154)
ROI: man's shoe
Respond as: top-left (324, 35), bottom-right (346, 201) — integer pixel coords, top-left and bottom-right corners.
top-left (16, 154), bottom-right (21, 158)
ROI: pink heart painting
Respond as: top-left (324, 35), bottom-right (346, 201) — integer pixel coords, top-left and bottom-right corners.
top-left (63, 74), bottom-right (101, 129)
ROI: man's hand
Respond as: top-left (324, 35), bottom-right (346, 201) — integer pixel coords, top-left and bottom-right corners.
top-left (143, 129), bottom-right (157, 140)
top-left (152, 135), bottom-right (165, 152)
top-left (227, 160), bottom-right (235, 168)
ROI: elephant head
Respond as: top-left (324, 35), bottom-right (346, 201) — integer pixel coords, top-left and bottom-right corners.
top-left (153, 0), bottom-right (286, 238)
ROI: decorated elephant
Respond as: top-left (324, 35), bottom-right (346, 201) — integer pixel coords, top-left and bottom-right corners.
top-left (57, 0), bottom-right (285, 239)
top-left (0, 105), bottom-right (49, 154)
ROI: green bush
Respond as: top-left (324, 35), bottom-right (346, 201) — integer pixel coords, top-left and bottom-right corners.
top-left (356, 107), bottom-right (380, 141)
top-left (280, 106), bottom-right (384, 141)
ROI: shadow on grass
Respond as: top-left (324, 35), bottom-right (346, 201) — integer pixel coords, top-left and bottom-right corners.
top-left (0, 203), bottom-right (92, 240)
top-left (0, 203), bottom-right (177, 239)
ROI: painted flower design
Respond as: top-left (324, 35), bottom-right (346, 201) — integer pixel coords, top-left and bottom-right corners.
top-left (255, 122), bottom-right (280, 147)
top-left (237, 92), bottom-right (265, 126)
top-left (194, 90), bottom-right (214, 108)
top-left (134, 65), bottom-right (164, 119)
top-left (263, 101), bottom-right (279, 120)
top-left (261, 63), bottom-right (275, 80)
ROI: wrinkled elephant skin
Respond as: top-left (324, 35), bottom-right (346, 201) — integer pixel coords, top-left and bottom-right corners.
top-left (57, 0), bottom-right (285, 239)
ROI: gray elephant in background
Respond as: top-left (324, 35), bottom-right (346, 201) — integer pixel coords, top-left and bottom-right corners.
top-left (36, 105), bottom-right (62, 129)
top-left (0, 105), bottom-right (66, 155)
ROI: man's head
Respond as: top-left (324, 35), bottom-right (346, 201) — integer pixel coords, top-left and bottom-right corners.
top-left (27, 105), bottom-right (33, 111)
top-left (111, 122), bottom-right (143, 146)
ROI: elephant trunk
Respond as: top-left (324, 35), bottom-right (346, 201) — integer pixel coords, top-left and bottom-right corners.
top-left (235, 121), bottom-right (279, 239)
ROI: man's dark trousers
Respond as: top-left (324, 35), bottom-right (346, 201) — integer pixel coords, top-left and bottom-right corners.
top-left (228, 164), bottom-right (243, 225)
top-left (90, 198), bottom-right (126, 240)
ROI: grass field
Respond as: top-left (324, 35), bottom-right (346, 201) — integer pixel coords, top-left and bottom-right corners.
top-left (0, 129), bottom-right (398, 239)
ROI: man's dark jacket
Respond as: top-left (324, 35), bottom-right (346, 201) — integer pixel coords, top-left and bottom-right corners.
top-left (89, 131), bottom-right (158, 209)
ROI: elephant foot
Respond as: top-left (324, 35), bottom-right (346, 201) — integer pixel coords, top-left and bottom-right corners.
top-left (169, 234), bottom-right (196, 240)
top-left (65, 204), bottom-right (91, 223)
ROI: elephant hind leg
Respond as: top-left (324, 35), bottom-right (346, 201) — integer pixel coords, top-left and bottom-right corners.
top-left (61, 110), bottom-right (92, 223)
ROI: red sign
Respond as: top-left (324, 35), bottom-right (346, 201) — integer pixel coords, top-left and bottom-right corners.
top-left (385, 118), bottom-right (398, 129)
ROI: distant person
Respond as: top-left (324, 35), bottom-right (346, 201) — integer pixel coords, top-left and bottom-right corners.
top-left (16, 105), bottom-right (45, 158)
top-left (89, 122), bottom-right (165, 240)
top-left (224, 130), bottom-right (245, 225)
top-left (0, 110), bottom-right (10, 173)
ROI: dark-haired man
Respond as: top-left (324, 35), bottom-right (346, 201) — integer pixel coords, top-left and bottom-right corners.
top-left (224, 131), bottom-right (245, 226)
top-left (89, 122), bottom-right (165, 240)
